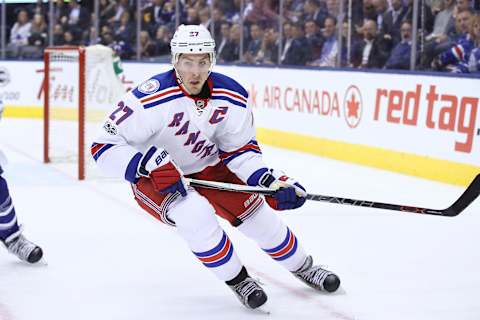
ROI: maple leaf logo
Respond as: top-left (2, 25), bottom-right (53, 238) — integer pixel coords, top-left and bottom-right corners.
top-left (343, 85), bottom-right (362, 129)
top-left (346, 94), bottom-right (359, 119)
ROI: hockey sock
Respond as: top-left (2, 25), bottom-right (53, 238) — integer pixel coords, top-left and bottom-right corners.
top-left (0, 174), bottom-right (20, 241)
top-left (238, 204), bottom-right (307, 271)
top-left (169, 191), bottom-right (243, 281)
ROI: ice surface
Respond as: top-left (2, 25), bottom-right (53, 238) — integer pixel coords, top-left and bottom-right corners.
top-left (0, 118), bottom-right (479, 320)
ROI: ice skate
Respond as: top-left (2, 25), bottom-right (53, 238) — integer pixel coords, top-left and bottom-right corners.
top-left (293, 255), bottom-right (340, 292)
top-left (3, 230), bottom-right (43, 264)
top-left (229, 276), bottom-right (268, 309)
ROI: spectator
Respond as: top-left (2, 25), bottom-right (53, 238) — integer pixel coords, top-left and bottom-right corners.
top-left (351, 19), bottom-right (389, 68)
top-left (281, 22), bottom-right (310, 65)
top-left (27, 0), bottom-right (47, 16)
top-left (216, 22), bottom-right (231, 61)
top-left (403, 0), bottom-right (434, 35)
top-left (383, 0), bottom-right (408, 46)
top-left (114, 11), bottom-right (135, 44)
top-left (421, 0), bottom-right (456, 68)
top-left (108, 0), bottom-right (132, 26)
top-left (303, 0), bottom-right (328, 30)
top-left (432, 9), bottom-right (475, 72)
top-left (219, 23), bottom-right (242, 63)
top-left (87, 26), bottom-right (101, 46)
top-left (100, 0), bottom-right (117, 25)
top-left (21, 13), bottom-right (47, 59)
top-left (304, 19), bottom-right (324, 62)
top-left (63, 29), bottom-right (78, 46)
top-left (53, 23), bottom-right (65, 45)
top-left (7, 9), bottom-right (31, 58)
top-left (283, 0), bottom-right (304, 23)
top-left (372, 0), bottom-right (389, 33)
top-left (310, 16), bottom-right (338, 67)
top-left (139, 30), bottom-right (156, 58)
top-left (67, 0), bottom-right (90, 31)
top-left (385, 21), bottom-right (413, 69)
top-left (255, 27), bottom-right (279, 64)
top-left (326, 0), bottom-right (340, 15)
top-left (427, 0), bottom-right (456, 42)
top-left (54, 0), bottom-right (70, 27)
top-left (467, 14), bottom-right (480, 73)
top-left (199, 8), bottom-right (211, 30)
top-left (28, 13), bottom-right (47, 46)
top-left (211, 7), bottom-right (225, 43)
top-left (245, 24), bottom-right (264, 64)
top-left (185, 7), bottom-right (200, 25)
top-left (244, 0), bottom-right (278, 28)
top-left (154, 25), bottom-right (171, 56)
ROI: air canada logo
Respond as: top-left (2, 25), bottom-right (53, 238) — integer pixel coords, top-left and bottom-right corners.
top-left (343, 85), bottom-right (362, 128)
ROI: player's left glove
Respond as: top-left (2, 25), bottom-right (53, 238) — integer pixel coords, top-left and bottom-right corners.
top-left (259, 169), bottom-right (307, 210)
top-left (137, 146), bottom-right (187, 197)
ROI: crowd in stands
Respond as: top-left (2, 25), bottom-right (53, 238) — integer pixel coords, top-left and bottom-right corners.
top-left (3, 0), bottom-right (480, 74)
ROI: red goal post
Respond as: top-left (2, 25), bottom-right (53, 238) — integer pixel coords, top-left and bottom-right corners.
top-left (43, 45), bottom-right (126, 180)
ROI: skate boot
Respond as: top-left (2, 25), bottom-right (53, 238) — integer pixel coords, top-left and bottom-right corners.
top-left (3, 230), bottom-right (43, 264)
top-left (228, 268), bottom-right (267, 309)
top-left (293, 255), bottom-right (340, 293)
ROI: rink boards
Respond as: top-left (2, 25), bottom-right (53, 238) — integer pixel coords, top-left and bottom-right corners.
top-left (0, 60), bottom-right (478, 186)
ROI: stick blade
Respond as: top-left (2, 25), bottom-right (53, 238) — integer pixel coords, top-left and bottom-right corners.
top-left (442, 174), bottom-right (480, 217)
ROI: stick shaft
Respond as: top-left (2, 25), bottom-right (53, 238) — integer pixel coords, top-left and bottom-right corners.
top-left (186, 174), bottom-right (480, 217)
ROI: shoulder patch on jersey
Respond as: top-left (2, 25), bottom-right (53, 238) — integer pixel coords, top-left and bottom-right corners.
top-left (103, 120), bottom-right (118, 135)
top-left (138, 79), bottom-right (160, 94)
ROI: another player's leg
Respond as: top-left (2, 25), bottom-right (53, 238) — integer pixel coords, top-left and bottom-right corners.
top-left (238, 203), bottom-right (340, 292)
top-left (132, 179), bottom-right (266, 309)
top-left (0, 167), bottom-right (43, 263)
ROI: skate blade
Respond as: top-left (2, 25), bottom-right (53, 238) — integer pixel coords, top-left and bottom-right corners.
top-left (251, 304), bottom-right (271, 315)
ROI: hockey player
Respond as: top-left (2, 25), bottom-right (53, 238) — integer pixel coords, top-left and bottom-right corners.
top-left (92, 24), bottom-right (340, 309)
top-left (0, 100), bottom-right (43, 263)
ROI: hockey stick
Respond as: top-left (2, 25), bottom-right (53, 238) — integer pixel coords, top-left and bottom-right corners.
top-left (185, 174), bottom-right (480, 217)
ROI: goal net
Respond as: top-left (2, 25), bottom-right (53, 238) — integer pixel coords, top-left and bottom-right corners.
top-left (43, 45), bottom-right (126, 180)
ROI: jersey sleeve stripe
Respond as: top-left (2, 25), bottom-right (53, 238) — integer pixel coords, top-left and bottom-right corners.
top-left (143, 93), bottom-right (185, 109)
top-left (140, 87), bottom-right (182, 103)
top-left (125, 152), bottom-right (142, 183)
top-left (219, 140), bottom-right (261, 160)
top-left (212, 89), bottom-right (248, 103)
top-left (91, 143), bottom-right (114, 161)
top-left (211, 96), bottom-right (246, 108)
top-left (219, 147), bottom-right (262, 164)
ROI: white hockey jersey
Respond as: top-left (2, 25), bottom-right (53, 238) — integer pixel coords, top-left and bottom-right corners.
top-left (92, 69), bottom-right (268, 185)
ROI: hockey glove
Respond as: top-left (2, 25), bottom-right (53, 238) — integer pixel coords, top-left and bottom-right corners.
top-left (137, 146), bottom-right (187, 197)
top-left (259, 169), bottom-right (307, 210)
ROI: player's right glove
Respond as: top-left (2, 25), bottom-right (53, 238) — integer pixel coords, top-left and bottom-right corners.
top-left (137, 146), bottom-right (187, 197)
top-left (258, 169), bottom-right (307, 210)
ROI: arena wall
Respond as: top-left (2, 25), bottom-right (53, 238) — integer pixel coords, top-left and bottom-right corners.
top-left (0, 61), bottom-right (478, 186)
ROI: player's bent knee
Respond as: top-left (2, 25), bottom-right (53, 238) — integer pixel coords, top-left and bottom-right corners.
top-left (168, 191), bottom-right (219, 242)
top-left (238, 203), bottom-right (284, 242)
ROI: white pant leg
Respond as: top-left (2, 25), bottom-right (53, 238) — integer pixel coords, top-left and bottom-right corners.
top-left (237, 203), bottom-right (307, 272)
top-left (168, 190), bottom-right (243, 281)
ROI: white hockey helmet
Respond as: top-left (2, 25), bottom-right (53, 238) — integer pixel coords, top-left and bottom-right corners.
top-left (170, 24), bottom-right (216, 68)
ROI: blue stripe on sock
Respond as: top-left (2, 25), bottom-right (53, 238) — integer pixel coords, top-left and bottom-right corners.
top-left (202, 244), bottom-right (234, 268)
top-left (193, 232), bottom-right (227, 257)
